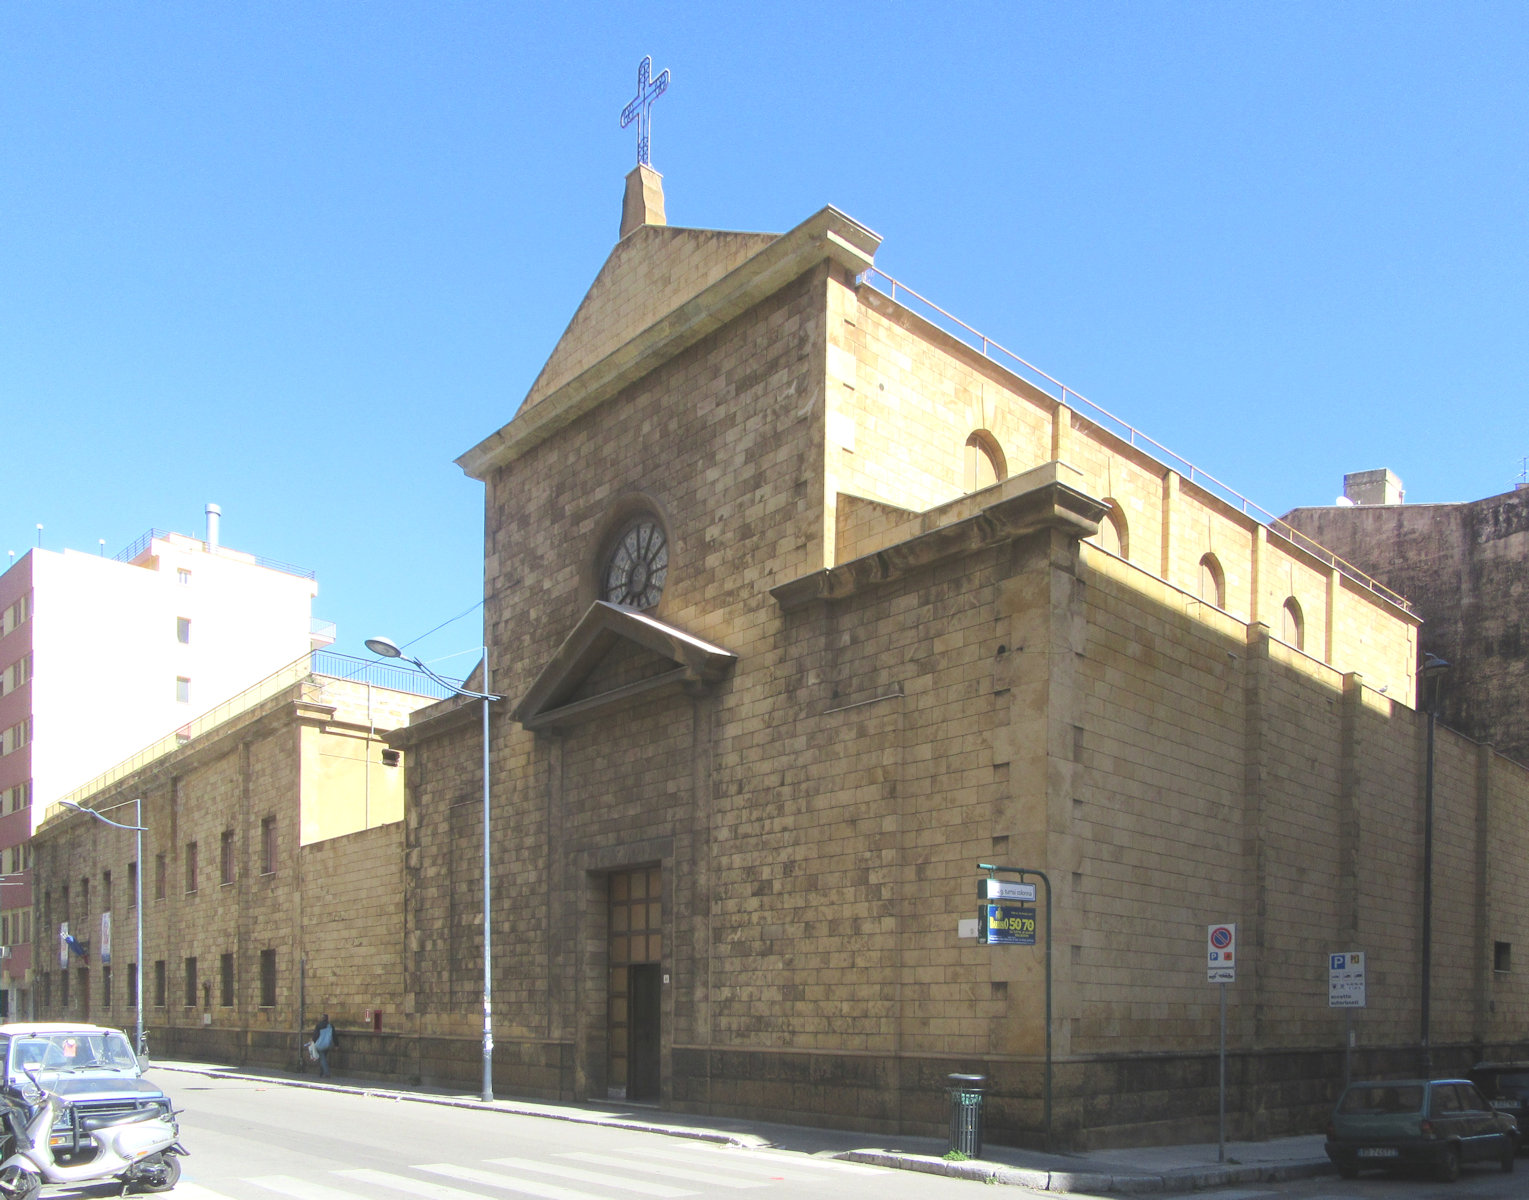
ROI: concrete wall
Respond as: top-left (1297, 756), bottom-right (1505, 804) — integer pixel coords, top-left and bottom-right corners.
top-left (1284, 489), bottom-right (1529, 767)
top-left (30, 676), bottom-right (421, 1075)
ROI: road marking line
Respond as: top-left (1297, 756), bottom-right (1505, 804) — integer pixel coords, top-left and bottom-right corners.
top-left (558, 1151), bottom-right (770, 1189)
top-left (339, 1167), bottom-right (540, 1200)
top-left (170, 1184), bottom-right (246, 1199)
top-left (252, 1175), bottom-right (380, 1200)
top-left (431, 1155), bottom-right (694, 1192)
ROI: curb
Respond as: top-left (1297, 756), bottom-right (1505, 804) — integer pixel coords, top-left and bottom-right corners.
top-left (151, 1061), bottom-right (1334, 1194)
top-left (842, 1149), bottom-right (1336, 1193)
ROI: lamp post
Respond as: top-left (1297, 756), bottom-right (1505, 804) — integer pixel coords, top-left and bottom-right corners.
top-left (366, 636), bottom-right (501, 1102)
top-left (59, 798), bottom-right (145, 1057)
top-left (1419, 652), bottom-right (1450, 1077)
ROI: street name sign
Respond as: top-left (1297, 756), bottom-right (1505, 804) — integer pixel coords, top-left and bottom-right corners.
top-left (980, 879), bottom-right (1037, 902)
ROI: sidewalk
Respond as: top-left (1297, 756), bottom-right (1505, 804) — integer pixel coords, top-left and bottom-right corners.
top-left (149, 1058), bottom-right (1333, 1195)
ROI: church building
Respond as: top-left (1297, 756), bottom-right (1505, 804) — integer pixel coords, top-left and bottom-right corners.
top-left (392, 161), bottom-right (1529, 1148)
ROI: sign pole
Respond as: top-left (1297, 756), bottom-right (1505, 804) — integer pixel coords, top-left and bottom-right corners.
top-left (1206, 923), bottom-right (1237, 1162)
top-left (1345, 1008), bottom-right (1353, 1089)
top-left (978, 864), bottom-right (1052, 1149)
top-left (1218, 981), bottom-right (1227, 1163)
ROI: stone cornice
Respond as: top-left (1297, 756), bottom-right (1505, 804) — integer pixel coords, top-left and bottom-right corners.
top-left (383, 694), bottom-right (481, 749)
top-left (771, 481), bottom-right (1106, 611)
top-left (456, 206), bottom-right (880, 479)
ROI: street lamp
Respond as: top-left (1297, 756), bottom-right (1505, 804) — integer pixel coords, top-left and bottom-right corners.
top-left (366, 636), bottom-right (501, 1102)
top-left (1419, 652), bottom-right (1450, 1077)
top-left (58, 798), bottom-right (146, 1058)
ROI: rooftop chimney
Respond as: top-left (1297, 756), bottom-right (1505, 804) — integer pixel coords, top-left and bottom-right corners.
top-left (1343, 469), bottom-right (1404, 506)
top-left (205, 502), bottom-right (222, 549)
top-left (619, 164), bottom-right (666, 240)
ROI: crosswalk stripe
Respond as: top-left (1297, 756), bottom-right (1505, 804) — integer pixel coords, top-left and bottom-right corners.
top-left (412, 1163), bottom-right (611, 1200)
top-left (632, 1144), bottom-right (883, 1176)
top-left (336, 1168), bottom-right (494, 1200)
top-left (476, 1157), bottom-right (694, 1196)
top-left (169, 1184), bottom-right (244, 1199)
top-left (252, 1175), bottom-right (381, 1200)
top-left (558, 1151), bottom-right (770, 1189)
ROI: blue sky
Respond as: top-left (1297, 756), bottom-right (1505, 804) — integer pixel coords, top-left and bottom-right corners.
top-left (4, 3), bottom-right (1526, 676)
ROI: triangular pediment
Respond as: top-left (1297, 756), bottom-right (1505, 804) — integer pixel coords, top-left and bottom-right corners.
top-left (518, 225), bottom-right (780, 415)
top-left (513, 601), bottom-right (738, 732)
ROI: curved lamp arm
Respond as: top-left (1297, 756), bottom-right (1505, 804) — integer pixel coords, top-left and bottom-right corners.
top-left (364, 636), bottom-right (502, 702)
top-left (59, 800), bottom-right (146, 833)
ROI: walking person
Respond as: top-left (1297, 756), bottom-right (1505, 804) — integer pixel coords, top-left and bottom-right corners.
top-left (312, 1014), bottom-right (336, 1078)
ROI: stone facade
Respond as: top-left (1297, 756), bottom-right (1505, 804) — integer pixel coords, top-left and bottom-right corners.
top-left (30, 663), bottom-right (432, 1072)
top-left (1284, 486), bottom-right (1529, 767)
top-left (398, 195), bottom-right (1529, 1147)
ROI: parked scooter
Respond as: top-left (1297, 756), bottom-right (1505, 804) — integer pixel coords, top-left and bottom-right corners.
top-left (0, 1067), bottom-right (185, 1198)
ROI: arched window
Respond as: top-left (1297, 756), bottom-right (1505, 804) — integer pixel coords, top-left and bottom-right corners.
top-left (1198, 553), bottom-right (1226, 609)
top-left (963, 431), bottom-right (1006, 492)
top-left (1095, 499), bottom-right (1129, 560)
top-left (1282, 597), bottom-right (1305, 651)
top-left (591, 496), bottom-right (672, 612)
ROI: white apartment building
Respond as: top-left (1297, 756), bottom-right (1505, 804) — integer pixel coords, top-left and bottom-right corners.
top-left (0, 506), bottom-right (330, 1017)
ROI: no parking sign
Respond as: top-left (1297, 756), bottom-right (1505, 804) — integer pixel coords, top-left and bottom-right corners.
top-left (1207, 923), bottom-right (1236, 983)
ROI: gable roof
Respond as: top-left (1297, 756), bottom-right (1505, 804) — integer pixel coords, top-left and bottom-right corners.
top-left (519, 225), bottom-right (780, 415)
top-left (513, 601), bottom-right (737, 732)
top-left (456, 206), bottom-right (881, 480)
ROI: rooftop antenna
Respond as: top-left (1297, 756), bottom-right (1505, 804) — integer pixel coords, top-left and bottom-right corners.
top-left (99, 539), bottom-right (106, 556)
top-left (1517, 456), bottom-right (1528, 490)
top-left (35, 524), bottom-right (42, 548)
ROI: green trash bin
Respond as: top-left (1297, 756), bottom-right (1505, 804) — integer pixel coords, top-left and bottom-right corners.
top-left (947, 1073), bottom-right (985, 1157)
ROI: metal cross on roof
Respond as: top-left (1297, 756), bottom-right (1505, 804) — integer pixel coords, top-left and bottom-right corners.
top-left (620, 55), bottom-right (670, 167)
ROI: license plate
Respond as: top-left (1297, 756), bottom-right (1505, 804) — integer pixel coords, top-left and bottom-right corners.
top-left (1491, 1100), bottom-right (1520, 1110)
top-left (1357, 1148), bottom-right (1399, 1158)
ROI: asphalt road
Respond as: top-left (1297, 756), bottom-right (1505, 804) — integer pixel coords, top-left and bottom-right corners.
top-left (135, 1073), bottom-right (983, 1200)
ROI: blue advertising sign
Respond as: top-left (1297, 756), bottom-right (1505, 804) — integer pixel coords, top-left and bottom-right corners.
top-left (984, 904), bottom-right (1037, 946)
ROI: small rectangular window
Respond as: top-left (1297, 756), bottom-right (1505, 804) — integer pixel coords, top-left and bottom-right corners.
top-left (102, 964), bottom-right (112, 1008)
top-left (176, 677), bottom-right (191, 704)
top-left (177, 569), bottom-right (191, 585)
top-left (220, 952), bottom-right (234, 1007)
top-left (1495, 942), bottom-right (1512, 973)
top-left (185, 842), bottom-right (198, 894)
top-left (184, 957), bottom-right (197, 1008)
top-left (155, 854), bottom-right (166, 901)
top-left (128, 862), bottom-right (137, 909)
top-left (260, 816), bottom-right (277, 876)
top-left (127, 963), bottom-right (138, 1009)
top-left (176, 617), bottom-right (191, 644)
top-left (154, 960), bottom-right (166, 1008)
top-left (220, 829), bottom-right (235, 886)
top-left (259, 949), bottom-right (276, 1008)
top-left (61, 970), bottom-right (70, 1008)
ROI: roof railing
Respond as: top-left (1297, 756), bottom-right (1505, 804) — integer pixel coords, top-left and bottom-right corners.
top-left (112, 528), bottom-right (317, 581)
top-left (858, 267), bottom-right (1415, 615)
top-left (43, 650), bottom-right (456, 824)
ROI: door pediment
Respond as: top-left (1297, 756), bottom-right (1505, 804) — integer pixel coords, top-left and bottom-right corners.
top-left (513, 601), bottom-right (737, 732)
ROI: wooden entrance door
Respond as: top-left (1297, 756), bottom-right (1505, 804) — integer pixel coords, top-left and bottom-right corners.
top-left (607, 867), bottom-right (662, 1102)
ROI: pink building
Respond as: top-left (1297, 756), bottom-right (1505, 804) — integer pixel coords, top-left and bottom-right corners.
top-left (0, 507), bottom-right (329, 1017)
